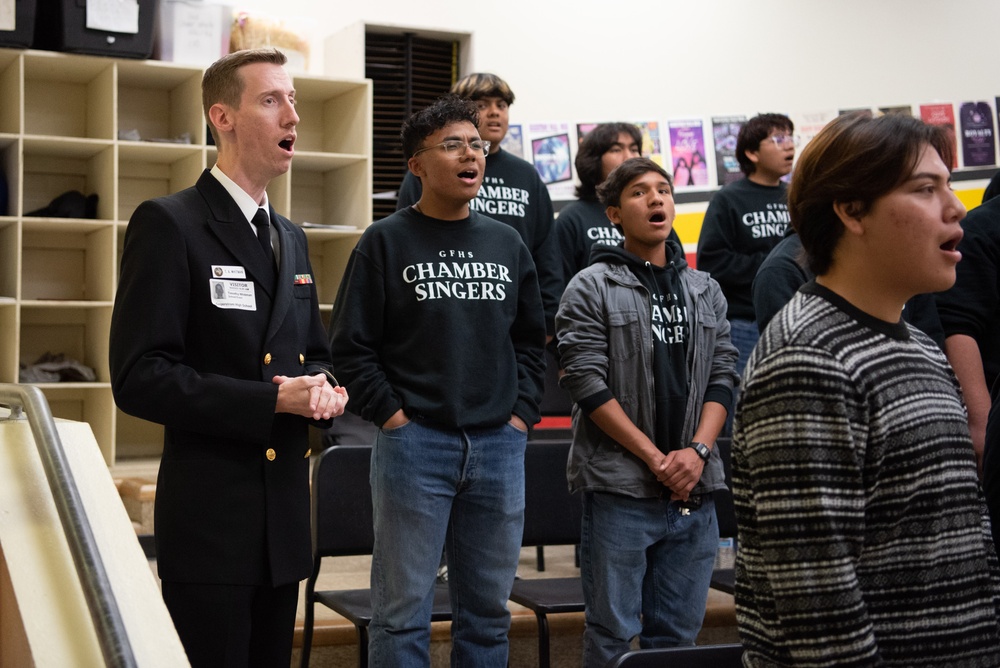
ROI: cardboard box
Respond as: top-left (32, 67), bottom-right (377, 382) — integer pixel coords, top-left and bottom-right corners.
top-left (153, 0), bottom-right (230, 66)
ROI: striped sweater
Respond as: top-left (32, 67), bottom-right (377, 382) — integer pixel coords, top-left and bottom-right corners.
top-left (733, 281), bottom-right (1000, 667)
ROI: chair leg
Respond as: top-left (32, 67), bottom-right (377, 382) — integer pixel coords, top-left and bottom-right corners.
top-left (536, 612), bottom-right (552, 668)
top-left (357, 625), bottom-right (370, 668)
top-left (536, 545), bottom-right (546, 571)
top-left (300, 600), bottom-right (314, 668)
top-left (300, 569), bottom-right (319, 668)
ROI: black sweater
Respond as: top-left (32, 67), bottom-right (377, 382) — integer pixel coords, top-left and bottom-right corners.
top-left (397, 148), bottom-right (561, 334)
top-left (937, 196), bottom-right (1000, 389)
top-left (696, 178), bottom-right (789, 320)
top-left (329, 207), bottom-right (546, 429)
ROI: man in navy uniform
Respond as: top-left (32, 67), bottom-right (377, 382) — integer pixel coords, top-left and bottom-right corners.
top-left (109, 48), bottom-right (348, 667)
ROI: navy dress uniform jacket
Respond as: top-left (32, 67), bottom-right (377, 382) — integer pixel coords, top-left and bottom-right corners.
top-left (110, 170), bottom-right (334, 587)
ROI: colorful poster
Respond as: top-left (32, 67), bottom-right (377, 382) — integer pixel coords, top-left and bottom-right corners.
top-left (839, 107), bottom-right (874, 119)
top-left (636, 121), bottom-right (664, 166)
top-left (959, 101), bottom-right (996, 167)
top-left (996, 96), bottom-right (1000, 160)
top-left (576, 122), bottom-right (599, 144)
top-left (527, 122), bottom-right (575, 199)
top-left (532, 134), bottom-right (572, 184)
top-left (878, 104), bottom-right (913, 117)
top-left (668, 119), bottom-right (708, 189)
top-left (500, 124), bottom-right (524, 159)
top-left (712, 115), bottom-right (745, 187)
top-left (920, 103), bottom-right (958, 169)
top-left (791, 109), bottom-right (837, 152)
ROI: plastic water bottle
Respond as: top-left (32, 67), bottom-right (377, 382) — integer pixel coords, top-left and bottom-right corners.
top-left (715, 537), bottom-right (735, 570)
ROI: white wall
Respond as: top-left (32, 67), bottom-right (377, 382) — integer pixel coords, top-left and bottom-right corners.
top-left (232, 0), bottom-right (1000, 126)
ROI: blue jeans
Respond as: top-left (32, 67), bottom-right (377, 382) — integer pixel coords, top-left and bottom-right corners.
top-left (724, 317), bottom-right (759, 435)
top-left (728, 317), bottom-right (759, 378)
top-left (580, 491), bottom-right (718, 668)
top-left (368, 418), bottom-right (527, 667)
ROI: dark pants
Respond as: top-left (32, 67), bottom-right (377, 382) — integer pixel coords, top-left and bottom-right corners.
top-left (724, 317), bottom-right (759, 436)
top-left (161, 580), bottom-right (299, 668)
top-left (983, 377), bottom-right (1000, 556)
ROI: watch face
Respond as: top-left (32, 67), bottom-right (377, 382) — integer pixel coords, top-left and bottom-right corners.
top-left (692, 442), bottom-right (711, 461)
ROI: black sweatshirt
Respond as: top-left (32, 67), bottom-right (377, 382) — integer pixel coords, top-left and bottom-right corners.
top-left (397, 148), bottom-right (562, 335)
top-left (696, 178), bottom-right (789, 320)
top-left (938, 196), bottom-right (1000, 388)
top-left (329, 207), bottom-right (546, 429)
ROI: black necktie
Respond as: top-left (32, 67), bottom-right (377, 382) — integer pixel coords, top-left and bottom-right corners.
top-left (251, 207), bottom-right (274, 267)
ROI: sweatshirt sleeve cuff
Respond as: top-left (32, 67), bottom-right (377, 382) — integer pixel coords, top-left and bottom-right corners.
top-left (513, 399), bottom-right (541, 427)
top-left (578, 388), bottom-right (614, 414)
top-left (704, 384), bottom-right (733, 414)
top-left (371, 402), bottom-right (402, 429)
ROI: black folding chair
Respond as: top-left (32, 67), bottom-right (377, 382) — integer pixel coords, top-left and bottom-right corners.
top-left (508, 439), bottom-right (584, 668)
top-left (300, 445), bottom-right (452, 668)
top-left (604, 643), bottom-right (744, 668)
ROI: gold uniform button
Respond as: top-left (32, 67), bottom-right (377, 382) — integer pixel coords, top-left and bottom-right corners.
top-left (299, 353), bottom-right (305, 365)
top-left (304, 448), bottom-right (312, 458)
top-left (263, 353), bottom-right (272, 365)
top-left (266, 448), bottom-right (276, 461)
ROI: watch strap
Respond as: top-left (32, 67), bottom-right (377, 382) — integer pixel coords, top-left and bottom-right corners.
top-left (688, 441), bottom-right (711, 462)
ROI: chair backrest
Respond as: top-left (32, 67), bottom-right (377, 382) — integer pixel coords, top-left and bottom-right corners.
top-left (716, 436), bottom-right (733, 487)
top-left (311, 444), bottom-right (375, 557)
top-left (714, 436), bottom-right (737, 539)
top-left (539, 347), bottom-right (573, 416)
top-left (606, 643), bottom-right (743, 668)
top-left (522, 439), bottom-right (582, 546)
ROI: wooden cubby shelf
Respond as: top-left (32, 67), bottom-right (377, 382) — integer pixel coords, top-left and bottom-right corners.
top-left (0, 48), bottom-right (372, 467)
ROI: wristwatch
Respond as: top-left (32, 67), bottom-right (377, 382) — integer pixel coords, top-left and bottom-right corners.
top-left (688, 441), bottom-right (711, 462)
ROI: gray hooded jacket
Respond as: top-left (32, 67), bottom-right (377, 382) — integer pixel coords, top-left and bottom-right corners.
top-left (556, 241), bottom-right (739, 498)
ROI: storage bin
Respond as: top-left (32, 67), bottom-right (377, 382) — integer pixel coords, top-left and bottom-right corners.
top-left (0, 0), bottom-right (37, 48)
top-left (34, 0), bottom-right (157, 59)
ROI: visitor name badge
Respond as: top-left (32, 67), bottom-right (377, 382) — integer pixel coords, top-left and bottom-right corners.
top-left (211, 265), bottom-right (246, 279)
top-left (210, 278), bottom-right (256, 311)
top-left (293, 273), bottom-right (314, 285)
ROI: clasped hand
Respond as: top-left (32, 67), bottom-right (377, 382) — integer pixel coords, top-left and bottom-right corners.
top-left (650, 448), bottom-right (704, 501)
top-left (273, 373), bottom-right (349, 420)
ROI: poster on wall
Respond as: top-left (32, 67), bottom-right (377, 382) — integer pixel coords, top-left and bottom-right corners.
top-left (711, 116), bottom-right (745, 187)
top-left (791, 109), bottom-right (837, 154)
top-left (576, 122), bottom-right (599, 144)
top-left (959, 101), bottom-right (996, 167)
top-left (500, 124), bottom-right (524, 159)
top-left (668, 119), bottom-right (708, 189)
top-left (630, 121), bottom-right (661, 166)
top-left (527, 122), bottom-right (576, 200)
top-left (839, 107), bottom-right (874, 118)
top-left (878, 104), bottom-right (913, 117)
top-left (576, 121), bottom-right (664, 165)
top-left (919, 103), bottom-right (958, 169)
top-left (532, 134), bottom-right (572, 183)
top-left (996, 96), bottom-right (1000, 162)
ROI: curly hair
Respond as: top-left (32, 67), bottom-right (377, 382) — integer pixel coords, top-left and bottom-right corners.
top-left (401, 95), bottom-right (480, 160)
